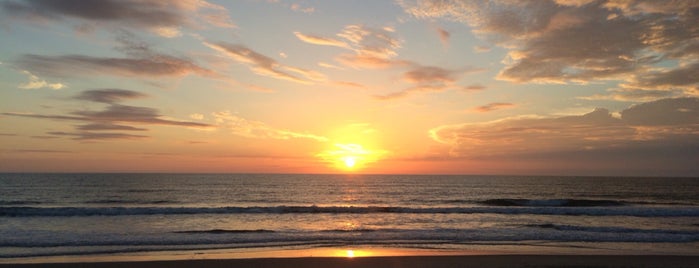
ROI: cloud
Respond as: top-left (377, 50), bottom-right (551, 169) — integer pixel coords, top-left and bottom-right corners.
top-left (296, 25), bottom-right (404, 69)
top-left (16, 53), bottom-right (211, 78)
top-left (17, 70), bottom-right (66, 90)
top-left (46, 131), bottom-right (148, 141)
top-left (403, 65), bottom-right (458, 84)
top-left (290, 3), bottom-right (315, 13)
top-left (318, 62), bottom-right (344, 70)
top-left (0, 0), bottom-right (234, 37)
top-left (75, 123), bottom-right (147, 131)
top-left (375, 65), bottom-right (482, 99)
top-left (189, 113), bottom-right (205, 120)
top-left (11, 149), bottom-right (72, 153)
top-left (12, 28), bottom-right (212, 83)
top-left (338, 25), bottom-right (402, 58)
top-left (435, 26), bottom-right (450, 47)
top-left (374, 84), bottom-right (447, 100)
top-left (212, 111), bottom-right (328, 142)
top-left (2, 88), bottom-right (211, 140)
top-left (429, 97), bottom-right (699, 173)
top-left (474, 102), bottom-right (515, 112)
top-left (335, 54), bottom-right (409, 69)
top-left (334, 81), bottom-right (367, 89)
top-left (74, 88), bottom-right (147, 103)
top-left (205, 42), bottom-right (326, 84)
top-left (621, 97), bottom-right (699, 126)
top-left (473, 45), bottom-right (491, 53)
top-left (294, 32), bottom-right (348, 48)
top-left (463, 84), bottom-right (486, 91)
top-left (625, 62), bottom-right (699, 92)
top-left (579, 88), bottom-right (676, 102)
top-left (398, 0), bottom-right (699, 96)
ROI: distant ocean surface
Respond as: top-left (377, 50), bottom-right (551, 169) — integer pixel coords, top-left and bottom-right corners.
top-left (1, 173), bottom-right (698, 259)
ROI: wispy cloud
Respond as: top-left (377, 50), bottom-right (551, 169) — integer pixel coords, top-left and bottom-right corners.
top-left (294, 32), bottom-right (348, 48)
top-left (205, 42), bottom-right (326, 84)
top-left (474, 102), bottom-right (515, 112)
top-left (290, 3), bottom-right (315, 13)
top-left (0, 0), bottom-right (235, 37)
top-left (579, 88), bottom-right (676, 102)
top-left (212, 111), bottom-right (328, 142)
top-left (296, 24), bottom-right (404, 69)
top-left (17, 70), bottom-right (66, 90)
top-left (2, 88), bottom-right (212, 141)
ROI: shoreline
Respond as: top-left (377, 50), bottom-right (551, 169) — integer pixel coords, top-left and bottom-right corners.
top-left (2, 244), bottom-right (699, 267)
top-left (2, 255), bottom-right (699, 268)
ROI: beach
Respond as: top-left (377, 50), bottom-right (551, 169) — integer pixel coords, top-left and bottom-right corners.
top-left (3, 255), bottom-right (699, 268)
top-left (1, 174), bottom-right (697, 264)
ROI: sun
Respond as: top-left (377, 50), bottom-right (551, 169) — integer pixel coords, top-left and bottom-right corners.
top-left (343, 156), bottom-right (357, 168)
top-left (317, 143), bottom-right (387, 172)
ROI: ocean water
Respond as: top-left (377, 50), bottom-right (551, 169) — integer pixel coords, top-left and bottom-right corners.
top-left (1, 173), bottom-right (698, 259)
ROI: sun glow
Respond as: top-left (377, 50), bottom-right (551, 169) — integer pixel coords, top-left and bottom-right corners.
top-left (317, 143), bottom-right (388, 171)
top-left (343, 156), bottom-right (357, 168)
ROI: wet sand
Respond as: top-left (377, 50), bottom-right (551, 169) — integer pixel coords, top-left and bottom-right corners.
top-left (2, 255), bottom-right (699, 268)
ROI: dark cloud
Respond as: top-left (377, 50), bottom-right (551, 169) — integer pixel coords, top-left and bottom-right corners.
top-left (47, 131), bottom-right (148, 141)
top-left (399, 0), bottom-right (699, 96)
top-left (0, 0), bottom-right (234, 37)
top-left (3, 88), bottom-right (211, 141)
top-left (429, 97), bottom-right (699, 174)
top-left (74, 88), bottom-right (147, 103)
top-left (621, 97), bottom-right (699, 126)
top-left (75, 123), bottom-right (147, 131)
top-left (376, 65), bottom-right (482, 100)
top-left (16, 53), bottom-right (212, 78)
top-left (74, 104), bottom-right (210, 127)
top-left (629, 62), bottom-right (699, 90)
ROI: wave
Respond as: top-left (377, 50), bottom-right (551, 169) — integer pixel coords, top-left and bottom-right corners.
top-left (478, 198), bottom-right (625, 207)
top-left (2, 205), bottom-right (698, 217)
top-left (86, 199), bottom-right (177, 205)
top-left (524, 224), bottom-right (698, 235)
top-left (174, 229), bottom-right (274, 234)
top-left (2, 225), bottom-right (697, 256)
top-left (0, 201), bottom-right (42, 206)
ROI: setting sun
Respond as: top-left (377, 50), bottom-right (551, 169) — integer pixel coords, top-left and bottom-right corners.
top-left (343, 156), bottom-right (357, 168)
top-left (317, 143), bottom-right (388, 171)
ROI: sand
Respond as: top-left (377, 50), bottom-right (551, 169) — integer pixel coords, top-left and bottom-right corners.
top-left (2, 255), bottom-right (699, 268)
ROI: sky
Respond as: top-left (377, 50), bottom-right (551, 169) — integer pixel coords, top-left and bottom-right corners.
top-left (0, 0), bottom-right (697, 176)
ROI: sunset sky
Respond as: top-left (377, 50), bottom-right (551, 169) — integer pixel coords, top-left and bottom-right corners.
top-left (1, 0), bottom-right (697, 176)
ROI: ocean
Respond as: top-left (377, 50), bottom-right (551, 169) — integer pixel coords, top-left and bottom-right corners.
top-left (1, 173), bottom-right (698, 259)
